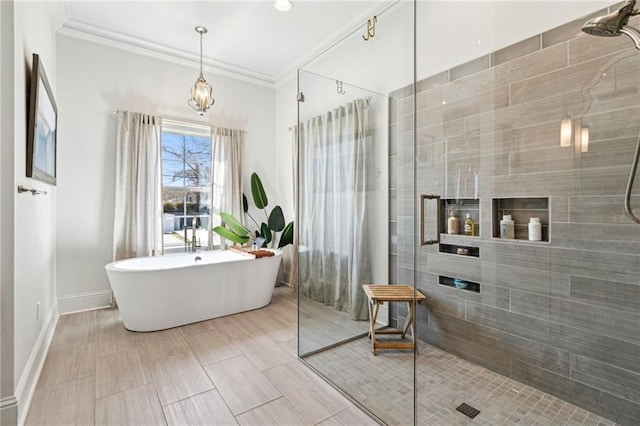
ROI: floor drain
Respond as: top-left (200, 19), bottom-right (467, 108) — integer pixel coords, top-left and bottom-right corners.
top-left (456, 402), bottom-right (480, 419)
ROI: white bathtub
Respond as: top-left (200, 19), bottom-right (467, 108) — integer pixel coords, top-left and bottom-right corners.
top-left (105, 249), bottom-right (282, 331)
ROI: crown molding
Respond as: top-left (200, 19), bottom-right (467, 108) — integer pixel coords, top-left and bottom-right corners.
top-left (58, 19), bottom-right (276, 88)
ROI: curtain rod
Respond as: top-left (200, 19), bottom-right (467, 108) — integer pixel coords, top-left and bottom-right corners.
top-left (112, 109), bottom-right (246, 134)
top-left (289, 96), bottom-right (373, 131)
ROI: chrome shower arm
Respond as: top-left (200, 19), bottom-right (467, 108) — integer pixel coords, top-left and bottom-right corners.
top-left (625, 131), bottom-right (640, 224)
top-left (619, 26), bottom-right (640, 49)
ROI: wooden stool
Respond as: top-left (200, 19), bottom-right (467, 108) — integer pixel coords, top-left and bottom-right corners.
top-left (362, 285), bottom-right (426, 355)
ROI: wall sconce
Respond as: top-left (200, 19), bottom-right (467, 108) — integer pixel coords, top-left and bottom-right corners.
top-left (560, 118), bottom-right (572, 147)
top-left (581, 127), bottom-right (589, 153)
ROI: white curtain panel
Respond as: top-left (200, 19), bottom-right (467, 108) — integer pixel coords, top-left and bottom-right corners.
top-left (284, 125), bottom-right (299, 292)
top-left (211, 127), bottom-right (243, 247)
top-left (298, 98), bottom-right (370, 321)
top-left (113, 111), bottom-right (162, 260)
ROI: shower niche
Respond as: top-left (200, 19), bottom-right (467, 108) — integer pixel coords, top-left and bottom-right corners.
top-left (440, 198), bottom-right (480, 237)
top-left (491, 197), bottom-right (550, 242)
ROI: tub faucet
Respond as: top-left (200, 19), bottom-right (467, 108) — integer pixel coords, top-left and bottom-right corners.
top-left (191, 216), bottom-right (198, 252)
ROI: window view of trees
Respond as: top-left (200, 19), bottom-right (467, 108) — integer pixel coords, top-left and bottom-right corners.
top-left (161, 130), bottom-right (220, 253)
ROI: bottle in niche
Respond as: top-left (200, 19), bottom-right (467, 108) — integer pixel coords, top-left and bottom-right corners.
top-left (528, 217), bottom-right (542, 241)
top-left (500, 214), bottom-right (515, 239)
top-left (464, 213), bottom-right (475, 236)
top-left (447, 208), bottom-right (459, 234)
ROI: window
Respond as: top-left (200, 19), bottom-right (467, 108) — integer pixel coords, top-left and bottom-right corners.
top-left (161, 121), bottom-right (221, 254)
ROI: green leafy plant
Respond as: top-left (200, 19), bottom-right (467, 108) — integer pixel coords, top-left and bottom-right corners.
top-left (214, 172), bottom-right (294, 249)
top-left (213, 212), bottom-right (250, 245)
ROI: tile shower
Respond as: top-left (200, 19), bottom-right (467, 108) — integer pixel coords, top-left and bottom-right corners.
top-left (390, 9), bottom-right (640, 425)
top-left (298, 2), bottom-right (640, 425)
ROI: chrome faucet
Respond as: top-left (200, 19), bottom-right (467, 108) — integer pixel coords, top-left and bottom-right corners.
top-left (191, 215), bottom-right (198, 252)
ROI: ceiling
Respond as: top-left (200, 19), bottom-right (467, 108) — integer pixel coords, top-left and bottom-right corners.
top-left (60, 0), bottom-right (393, 86)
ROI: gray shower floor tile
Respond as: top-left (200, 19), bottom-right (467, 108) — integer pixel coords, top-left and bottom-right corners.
top-left (305, 336), bottom-right (616, 425)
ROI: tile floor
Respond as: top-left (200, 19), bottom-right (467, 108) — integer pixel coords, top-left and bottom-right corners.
top-left (27, 286), bottom-right (617, 425)
top-left (299, 294), bottom-right (370, 355)
top-left (305, 330), bottom-right (617, 425)
top-left (26, 286), bottom-right (377, 426)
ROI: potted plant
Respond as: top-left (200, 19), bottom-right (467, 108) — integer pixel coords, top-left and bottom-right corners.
top-left (213, 172), bottom-right (293, 249)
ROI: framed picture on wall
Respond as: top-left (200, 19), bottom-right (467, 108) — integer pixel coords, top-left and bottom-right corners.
top-left (26, 53), bottom-right (57, 185)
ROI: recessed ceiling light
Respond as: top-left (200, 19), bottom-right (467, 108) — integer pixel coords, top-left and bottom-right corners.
top-left (274, 0), bottom-right (292, 11)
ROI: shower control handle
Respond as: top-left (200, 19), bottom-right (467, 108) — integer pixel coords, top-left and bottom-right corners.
top-left (419, 194), bottom-right (441, 246)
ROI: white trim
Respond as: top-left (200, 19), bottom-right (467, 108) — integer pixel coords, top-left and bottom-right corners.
top-left (0, 396), bottom-right (17, 410)
top-left (15, 303), bottom-right (58, 426)
top-left (57, 290), bottom-right (111, 314)
top-left (0, 396), bottom-right (17, 426)
top-left (57, 23), bottom-right (275, 89)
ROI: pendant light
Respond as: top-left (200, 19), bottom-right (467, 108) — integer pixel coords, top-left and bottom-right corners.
top-left (188, 26), bottom-right (214, 115)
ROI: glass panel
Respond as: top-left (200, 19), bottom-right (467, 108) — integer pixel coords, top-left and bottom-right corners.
top-left (161, 126), bottom-right (215, 254)
top-left (297, 2), bottom-right (416, 424)
top-left (297, 1), bottom-right (640, 424)
top-left (161, 132), bottom-right (211, 188)
top-left (413, 1), bottom-right (640, 424)
top-left (162, 189), bottom-right (213, 253)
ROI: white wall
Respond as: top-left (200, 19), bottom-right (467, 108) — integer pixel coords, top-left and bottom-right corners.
top-left (4, 1), bottom-right (66, 423)
top-left (274, 75), bottom-right (297, 222)
top-left (55, 34), bottom-right (276, 312)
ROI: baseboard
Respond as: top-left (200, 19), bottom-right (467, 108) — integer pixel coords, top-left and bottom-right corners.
top-left (57, 290), bottom-right (111, 314)
top-left (15, 303), bottom-right (58, 426)
top-left (1, 396), bottom-right (18, 426)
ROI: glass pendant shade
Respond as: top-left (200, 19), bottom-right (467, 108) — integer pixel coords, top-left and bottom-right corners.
top-left (189, 26), bottom-right (215, 115)
top-left (189, 74), bottom-right (214, 116)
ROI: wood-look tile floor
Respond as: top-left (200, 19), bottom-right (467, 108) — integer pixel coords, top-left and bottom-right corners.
top-left (26, 286), bottom-right (377, 426)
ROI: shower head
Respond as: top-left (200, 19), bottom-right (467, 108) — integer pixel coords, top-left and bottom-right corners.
top-left (582, 0), bottom-right (637, 37)
top-left (582, 1), bottom-right (640, 49)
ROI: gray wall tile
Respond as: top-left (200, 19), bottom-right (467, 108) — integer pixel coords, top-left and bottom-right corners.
top-left (427, 311), bottom-right (570, 376)
top-left (465, 302), bottom-right (640, 375)
top-left (391, 11), bottom-right (640, 422)
top-left (571, 354), bottom-right (640, 405)
top-left (450, 55), bottom-right (490, 81)
top-left (542, 10), bottom-right (604, 48)
top-left (511, 359), bottom-right (640, 425)
top-left (389, 123), bottom-right (398, 157)
top-left (416, 70), bottom-right (449, 94)
top-left (492, 35), bottom-right (540, 66)
top-left (422, 322), bottom-right (511, 376)
top-left (510, 51), bottom-right (622, 106)
top-left (510, 290), bottom-right (640, 344)
top-left (569, 33), bottom-right (633, 66)
top-left (568, 195), bottom-right (640, 225)
top-left (570, 275), bottom-right (640, 314)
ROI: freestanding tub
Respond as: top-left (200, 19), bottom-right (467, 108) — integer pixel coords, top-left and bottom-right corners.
top-left (105, 249), bottom-right (282, 331)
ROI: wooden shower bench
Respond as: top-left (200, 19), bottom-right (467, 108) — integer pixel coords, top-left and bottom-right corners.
top-left (362, 284), bottom-right (426, 355)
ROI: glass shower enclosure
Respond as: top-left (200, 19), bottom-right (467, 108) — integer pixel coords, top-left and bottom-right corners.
top-left (297, 1), bottom-right (640, 424)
